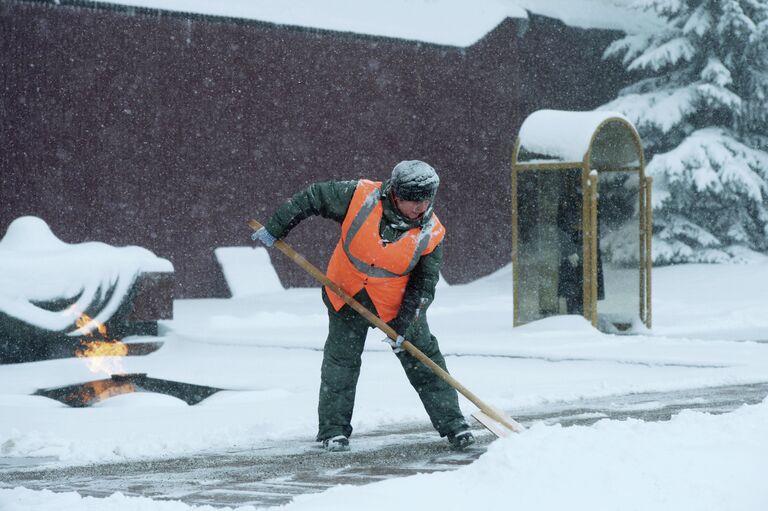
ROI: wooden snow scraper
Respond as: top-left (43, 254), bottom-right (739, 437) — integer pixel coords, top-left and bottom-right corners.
top-left (249, 219), bottom-right (523, 438)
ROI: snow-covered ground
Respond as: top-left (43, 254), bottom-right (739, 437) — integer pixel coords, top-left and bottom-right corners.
top-left (2, 244), bottom-right (768, 509)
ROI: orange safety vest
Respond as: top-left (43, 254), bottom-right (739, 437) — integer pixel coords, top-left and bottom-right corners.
top-left (325, 179), bottom-right (445, 322)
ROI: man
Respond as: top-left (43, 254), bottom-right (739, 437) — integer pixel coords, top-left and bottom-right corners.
top-left (252, 160), bottom-right (474, 452)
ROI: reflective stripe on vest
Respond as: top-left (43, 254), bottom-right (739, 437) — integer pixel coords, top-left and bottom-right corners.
top-left (342, 186), bottom-right (435, 278)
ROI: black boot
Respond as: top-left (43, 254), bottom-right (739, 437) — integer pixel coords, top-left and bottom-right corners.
top-left (321, 435), bottom-right (350, 452)
top-left (447, 429), bottom-right (475, 450)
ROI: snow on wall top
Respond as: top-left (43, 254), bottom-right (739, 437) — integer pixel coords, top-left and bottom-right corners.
top-left (0, 216), bottom-right (172, 334)
top-left (511, 0), bottom-right (661, 34)
top-left (214, 247), bottom-right (283, 297)
top-left (517, 109), bottom-right (636, 164)
top-left (86, 0), bottom-right (661, 47)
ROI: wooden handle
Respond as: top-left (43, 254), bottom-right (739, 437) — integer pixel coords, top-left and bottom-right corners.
top-left (248, 219), bottom-right (522, 433)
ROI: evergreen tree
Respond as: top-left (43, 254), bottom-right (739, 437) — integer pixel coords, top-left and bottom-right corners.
top-left (601, 0), bottom-right (768, 264)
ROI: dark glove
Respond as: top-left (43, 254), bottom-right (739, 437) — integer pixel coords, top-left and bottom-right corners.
top-left (251, 227), bottom-right (277, 247)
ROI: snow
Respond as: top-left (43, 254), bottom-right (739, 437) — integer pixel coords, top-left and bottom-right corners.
top-left (650, 128), bottom-right (768, 204)
top-left (516, 109), bottom-right (631, 163)
top-left (510, 0), bottom-right (662, 33)
top-left (391, 160), bottom-right (439, 190)
top-left (4, 399), bottom-right (768, 511)
top-left (682, 4), bottom-right (713, 37)
top-left (603, 32), bottom-right (654, 65)
top-left (267, 402), bottom-right (768, 511)
top-left (2, 245), bottom-right (768, 509)
top-left (598, 0), bottom-right (768, 262)
top-left (214, 247), bottom-right (283, 297)
top-left (2, 1), bottom-right (765, 508)
top-left (83, 0), bottom-right (662, 47)
top-left (626, 35), bottom-right (695, 71)
top-left (0, 217), bottom-right (172, 335)
top-left (600, 82), bottom-right (698, 134)
top-left (700, 56), bottom-right (732, 87)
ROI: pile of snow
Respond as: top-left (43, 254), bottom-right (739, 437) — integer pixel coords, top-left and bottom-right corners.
top-left (84, 0), bottom-right (661, 47)
top-left (0, 217), bottom-right (172, 335)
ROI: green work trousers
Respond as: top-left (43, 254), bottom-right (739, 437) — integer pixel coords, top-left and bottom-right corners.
top-left (316, 290), bottom-right (467, 441)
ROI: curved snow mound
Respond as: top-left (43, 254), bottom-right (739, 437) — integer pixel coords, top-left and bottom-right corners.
top-left (0, 216), bottom-right (69, 252)
top-left (0, 216), bottom-right (172, 335)
top-left (518, 109), bottom-right (632, 163)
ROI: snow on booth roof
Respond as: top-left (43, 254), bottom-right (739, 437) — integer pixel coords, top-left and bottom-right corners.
top-left (515, 109), bottom-right (643, 169)
top-left (0, 217), bottom-right (172, 335)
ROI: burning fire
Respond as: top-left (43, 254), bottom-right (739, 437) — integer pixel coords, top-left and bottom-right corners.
top-left (65, 379), bottom-right (136, 406)
top-left (72, 312), bottom-right (128, 376)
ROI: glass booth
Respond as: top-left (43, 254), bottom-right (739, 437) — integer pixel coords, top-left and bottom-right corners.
top-left (511, 110), bottom-right (652, 332)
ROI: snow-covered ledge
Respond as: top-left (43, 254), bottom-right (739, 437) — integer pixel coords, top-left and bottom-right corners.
top-left (0, 216), bottom-right (173, 337)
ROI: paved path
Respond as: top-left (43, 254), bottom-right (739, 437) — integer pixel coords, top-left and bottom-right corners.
top-left (2, 381), bottom-right (766, 508)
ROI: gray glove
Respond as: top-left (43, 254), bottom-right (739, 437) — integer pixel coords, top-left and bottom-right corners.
top-left (251, 227), bottom-right (277, 247)
top-left (382, 335), bottom-right (405, 354)
top-left (567, 253), bottom-right (579, 267)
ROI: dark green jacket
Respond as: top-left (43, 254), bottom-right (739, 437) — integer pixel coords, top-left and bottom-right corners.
top-left (265, 180), bottom-right (443, 337)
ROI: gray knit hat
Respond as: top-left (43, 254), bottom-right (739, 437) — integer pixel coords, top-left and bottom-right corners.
top-left (390, 160), bottom-right (440, 201)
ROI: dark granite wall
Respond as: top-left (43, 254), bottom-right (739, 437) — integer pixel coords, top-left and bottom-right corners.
top-left (1, 1), bottom-right (627, 297)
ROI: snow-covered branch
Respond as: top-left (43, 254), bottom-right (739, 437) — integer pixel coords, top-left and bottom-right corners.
top-left (601, 84), bottom-right (698, 133)
top-left (649, 128), bottom-right (768, 201)
top-left (627, 36), bottom-right (696, 72)
top-left (700, 57), bottom-right (732, 87)
top-left (682, 4), bottom-right (713, 37)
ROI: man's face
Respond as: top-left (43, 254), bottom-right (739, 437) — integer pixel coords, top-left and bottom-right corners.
top-left (394, 196), bottom-right (431, 221)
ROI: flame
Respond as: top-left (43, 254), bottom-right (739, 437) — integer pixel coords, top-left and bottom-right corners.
top-left (73, 312), bottom-right (128, 376)
top-left (65, 379), bottom-right (136, 406)
top-left (77, 340), bottom-right (128, 358)
top-left (75, 313), bottom-right (107, 336)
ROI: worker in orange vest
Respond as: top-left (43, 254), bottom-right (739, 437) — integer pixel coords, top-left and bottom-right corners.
top-left (252, 160), bottom-right (473, 452)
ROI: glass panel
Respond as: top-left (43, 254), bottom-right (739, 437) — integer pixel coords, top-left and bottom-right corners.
top-left (556, 169), bottom-right (586, 317)
top-left (596, 170), bottom-right (641, 331)
top-left (515, 169), bottom-right (583, 324)
top-left (591, 120), bottom-right (641, 168)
